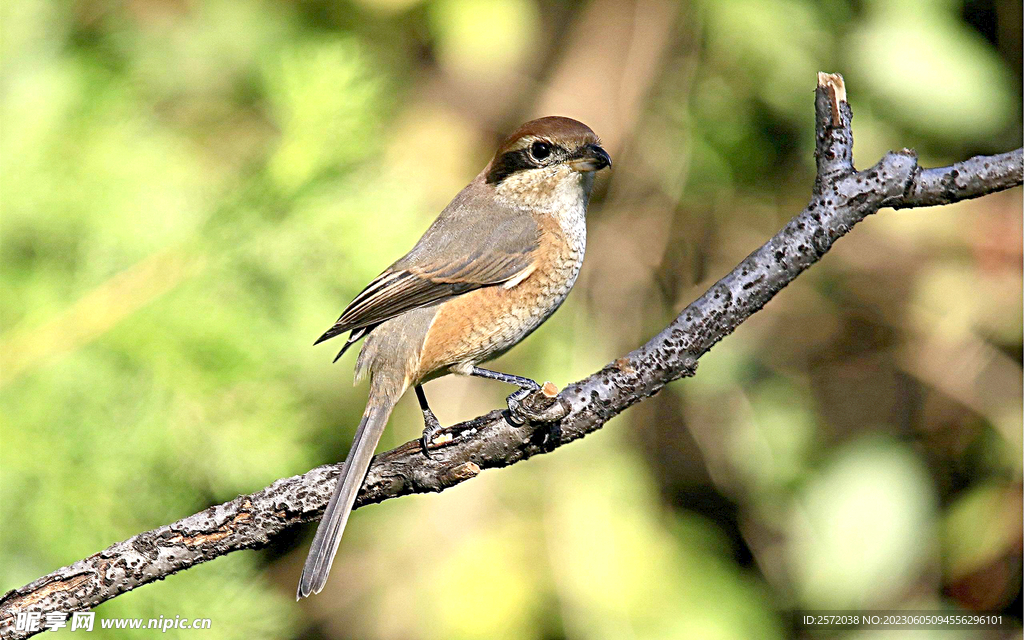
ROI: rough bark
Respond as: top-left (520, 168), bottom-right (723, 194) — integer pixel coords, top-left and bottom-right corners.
top-left (2, 72), bottom-right (1021, 638)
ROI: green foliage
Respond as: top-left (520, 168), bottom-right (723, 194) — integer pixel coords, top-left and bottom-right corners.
top-left (2, 0), bottom-right (1020, 638)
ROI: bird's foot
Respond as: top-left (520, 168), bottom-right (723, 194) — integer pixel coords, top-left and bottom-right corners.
top-left (420, 409), bottom-right (445, 459)
top-left (506, 381), bottom-right (569, 443)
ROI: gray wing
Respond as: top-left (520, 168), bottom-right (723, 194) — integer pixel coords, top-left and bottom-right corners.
top-left (316, 183), bottom-right (539, 346)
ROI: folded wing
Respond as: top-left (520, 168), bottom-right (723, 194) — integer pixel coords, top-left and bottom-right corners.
top-left (316, 199), bottom-right (539, 348)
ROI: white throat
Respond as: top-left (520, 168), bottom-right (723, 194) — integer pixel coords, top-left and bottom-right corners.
top-left (494, 165), bottom-right (591, 274)
top-left (493, 165), bottom-right (594, 216)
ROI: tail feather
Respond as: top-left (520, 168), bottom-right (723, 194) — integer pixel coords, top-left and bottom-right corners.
top-left (332, 327), bottom-right (368, 363)
top-left (315, 324), bottom-right (377, 363)
top-left (296, 398), bottom-right (395, 599)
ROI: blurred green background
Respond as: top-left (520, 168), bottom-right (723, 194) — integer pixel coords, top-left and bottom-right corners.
top-left (2, 0), bottom-right (1022, 638)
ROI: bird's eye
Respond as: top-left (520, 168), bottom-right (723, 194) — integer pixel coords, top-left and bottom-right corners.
top-left (530, 141), bottom-right (552, 161)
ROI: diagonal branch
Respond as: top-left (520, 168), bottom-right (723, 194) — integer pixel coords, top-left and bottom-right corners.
top-left (2, 72), bottom-right (1021, 638)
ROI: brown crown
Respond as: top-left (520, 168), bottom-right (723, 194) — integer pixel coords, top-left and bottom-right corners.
top-left (493, 116), bottom-right (600, 157)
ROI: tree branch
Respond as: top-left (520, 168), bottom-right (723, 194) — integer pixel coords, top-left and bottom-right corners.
top-left (2, 72), bottom-right (1021, 638)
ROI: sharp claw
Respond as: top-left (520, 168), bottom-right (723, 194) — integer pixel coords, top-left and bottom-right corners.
top-left (421, 435), bottom-right (435, 459)
top-left (421, 412), bottom-right (443, 459)
top-left (505, 388), bottom-right (532, 425)
top-left (505, 402), bottom-right (527, 426)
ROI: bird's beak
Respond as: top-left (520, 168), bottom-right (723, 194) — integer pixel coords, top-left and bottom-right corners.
top-left (569, 144), bottom-right (612, 172)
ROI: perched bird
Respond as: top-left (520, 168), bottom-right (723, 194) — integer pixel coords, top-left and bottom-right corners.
top-left (298, 116), bottom-right (610, 598)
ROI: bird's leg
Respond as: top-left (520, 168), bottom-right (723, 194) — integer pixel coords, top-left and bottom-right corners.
top-left (415, 385), bottom-right (443, 458)
top-left (467, 367), bottom-right (569, 431)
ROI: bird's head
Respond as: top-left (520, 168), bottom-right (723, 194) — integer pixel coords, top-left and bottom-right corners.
top-left (484, 116), bottom-right (611, 211)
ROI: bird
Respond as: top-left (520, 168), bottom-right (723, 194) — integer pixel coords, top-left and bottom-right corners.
top-left (297, 116), bottom-right (611, 599)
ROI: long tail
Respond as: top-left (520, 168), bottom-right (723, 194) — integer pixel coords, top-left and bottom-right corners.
top-left (296, 391), bottom-right (396, 599)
